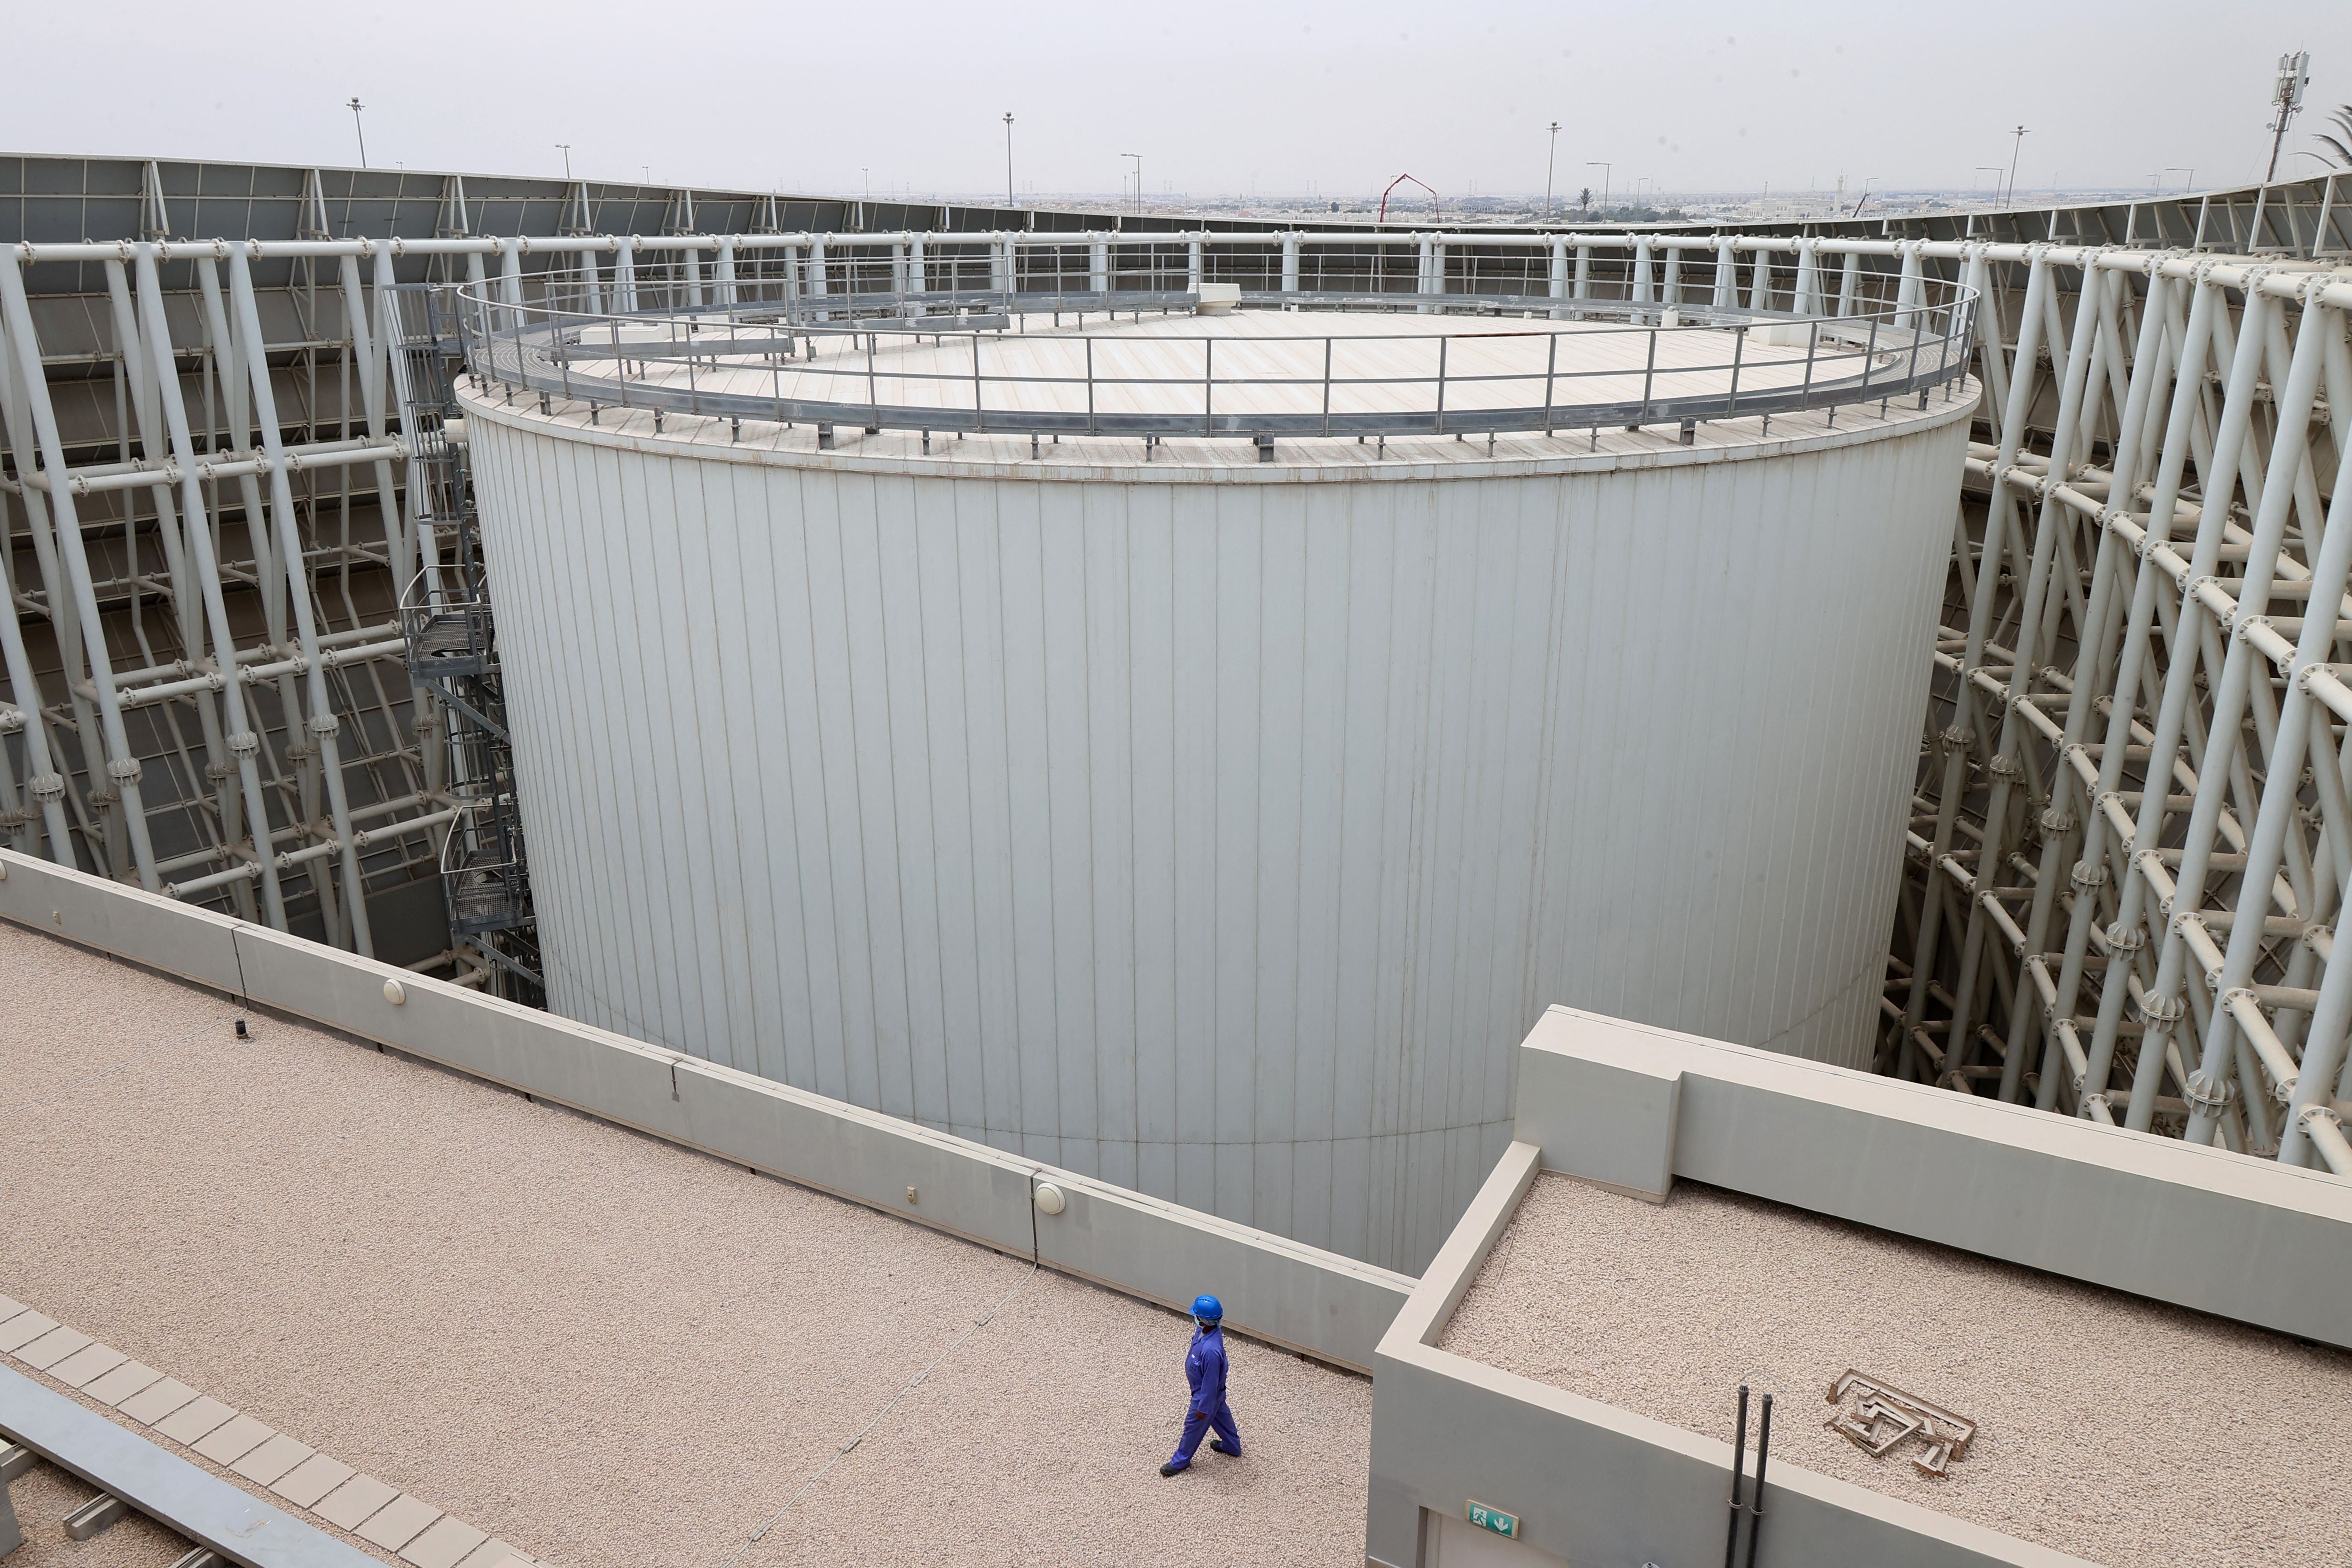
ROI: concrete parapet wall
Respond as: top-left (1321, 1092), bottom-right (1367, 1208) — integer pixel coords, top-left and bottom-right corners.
top-left (1369, 1201), bottom-right (2093, 1566)
top-left (0, 851), bottom-right (1410, 1373)
top-left (1368, 1005), bottom-right (2352, 1567)
top-left (1367, 1153), bottom-right (2092, 1567)
top-left (1519, 1006), bottom-right (2352, 1350)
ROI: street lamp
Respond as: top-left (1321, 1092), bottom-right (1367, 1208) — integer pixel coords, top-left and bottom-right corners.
top-left (1976, 165), bottom-right (2005, 204)
top-left (1586, 161), bottom-right (1611, 216)
top-left (347, 98), bottom-right (368, 169)
top-left (2005, 126), bottom-right (2028, 206)
top-left (557, 144), bottom-right (571, 180)
top-left (2165, 166), bottom-right (2196, 193)
top-left (1004, 113), bottom-right (1016, 207)
top-left (1121, 153), bottom-right (1142, 219)
top-left (1544, 122), bottom-right (1560, 220)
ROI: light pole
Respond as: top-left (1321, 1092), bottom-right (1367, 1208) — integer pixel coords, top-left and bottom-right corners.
top-left (557, 144), bottom-right (571, 180)
top-left (2005, 126), bottom-right (2028, 205)
top-left (2165, 166), bottom-right (2196, 193)
top-left (1544, 122), bottom-right (1559, 220)
top-left (1121, 153), bottom-right (1142, 218)
top-left (347, 98), bottom-right (368, 169)
top-left (1976, 165), bottom-right (2005, 204)
top-left (1586, 161), bottom-right (1611, 216)
top-left (1004, 113), bottom-right (1016, 207)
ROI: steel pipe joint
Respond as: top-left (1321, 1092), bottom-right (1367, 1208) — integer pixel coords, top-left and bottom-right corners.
top-left (2182, 1068), bottom-right (2237, 1115)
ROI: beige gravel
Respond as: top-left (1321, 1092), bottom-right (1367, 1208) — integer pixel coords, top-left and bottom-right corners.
top-left (0, 922), bottom-right (1371, 1567)
top-left (4, 1455), bottom-right (193, 1567)
top-left (1440, 1173), bottom-right (2352, 1568)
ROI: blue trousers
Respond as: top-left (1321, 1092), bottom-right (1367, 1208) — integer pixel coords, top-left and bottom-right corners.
top-left (1168, 1399), bottom-right (1241, 1469)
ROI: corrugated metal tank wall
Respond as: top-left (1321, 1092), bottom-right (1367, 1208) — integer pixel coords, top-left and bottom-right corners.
top-left (462, 405), bottom-right (1970, 1271)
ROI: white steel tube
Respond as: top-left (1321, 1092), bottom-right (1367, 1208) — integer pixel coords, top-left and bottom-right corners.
top-left (0, 256), bottom-right (161, 890)
top-left (132, 247), bottom-right (289, 927)
top-left (227, 248), bottom-right (375, 956)
top-left (2180, 294), bottom-right (2342, 1142)
top-left (2082, 282), bottom-right (2275, 1115)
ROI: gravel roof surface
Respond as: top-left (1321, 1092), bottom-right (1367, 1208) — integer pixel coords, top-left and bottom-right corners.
top-left (1439, 1173), bottom-right (2351, 1568)
top-left (3, 1455), bottom-right (194, 1567)
top-left (0, 922), bottom-right (1371, 1568)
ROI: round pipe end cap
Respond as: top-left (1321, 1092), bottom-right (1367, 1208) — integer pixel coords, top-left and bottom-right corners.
top-left (1033, 1182), bottom-right (1067, 1216)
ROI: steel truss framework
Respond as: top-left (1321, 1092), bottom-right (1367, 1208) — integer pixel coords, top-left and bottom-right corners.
top-left (5, 155), bottom-right (2352, 1172)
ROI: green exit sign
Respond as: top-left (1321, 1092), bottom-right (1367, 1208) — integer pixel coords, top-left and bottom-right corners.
top-left (1466, 1500), bottom-right (1520, 1539)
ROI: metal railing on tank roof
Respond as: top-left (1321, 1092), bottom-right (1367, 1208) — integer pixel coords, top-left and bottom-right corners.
top-left (453, 273), bottom-right (1977, 447)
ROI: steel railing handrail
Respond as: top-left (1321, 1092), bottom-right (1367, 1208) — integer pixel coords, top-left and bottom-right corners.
top-left (451, 273), bottom-right (1976, 444)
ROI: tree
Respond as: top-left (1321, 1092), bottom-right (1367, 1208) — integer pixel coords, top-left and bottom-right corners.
top-left (1578, 186), bottom-right (1592, 211)
top-left (2320, 104), bottom-right (2352, 168)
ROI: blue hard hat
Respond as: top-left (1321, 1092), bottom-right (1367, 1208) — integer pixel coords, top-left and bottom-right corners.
top-left (1191, 1294), bottom-right (1223, 1323)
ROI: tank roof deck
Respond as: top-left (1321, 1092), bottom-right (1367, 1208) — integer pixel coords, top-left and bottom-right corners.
top-left (1438, 1171), bottom-right (2352, 1568)
top-left (0, 922), bottom-right (1372, 1568)
top-left (584, 306), bottom-right (1837, 420)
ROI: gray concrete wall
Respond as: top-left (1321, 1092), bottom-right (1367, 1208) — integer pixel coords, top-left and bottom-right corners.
top-left (1519, 1006), bottom-right (2352, 1350)
top-left (0, 851), bottom-right (1410, 1374)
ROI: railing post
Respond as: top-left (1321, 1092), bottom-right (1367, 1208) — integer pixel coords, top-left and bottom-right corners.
top-left (1435, 334), bottom-right (1448, 435)
top-left (505, 297), bottom-right (523, 402)
top-left (1543, 332), bottom-right (1557, 434)
top-left (1203, 336), bottom-right (1214, 435)
top-left (1322, 337), bottom-right (1333, 437)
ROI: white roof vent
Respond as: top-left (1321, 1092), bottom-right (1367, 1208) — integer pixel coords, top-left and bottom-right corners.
top-left (1193, 282), bottom-right (1241, 315)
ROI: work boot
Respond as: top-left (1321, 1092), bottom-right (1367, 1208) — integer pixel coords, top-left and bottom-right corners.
top-left (1158, 1462), bottom-right (1186, 1478)
top-left (1210, 1440), bottom-right (1239, 1457)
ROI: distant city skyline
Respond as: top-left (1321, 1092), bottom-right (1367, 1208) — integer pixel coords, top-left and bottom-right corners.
top-left (6, 0), bottom-right (2346, 200)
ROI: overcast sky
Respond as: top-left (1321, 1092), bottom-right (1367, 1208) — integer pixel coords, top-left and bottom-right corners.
top-left (7, 1), bottom-right (2348, 200)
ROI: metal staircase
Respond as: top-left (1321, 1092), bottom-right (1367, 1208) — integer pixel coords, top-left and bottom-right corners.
top-left (389, 285), bottom-right (542, 1004)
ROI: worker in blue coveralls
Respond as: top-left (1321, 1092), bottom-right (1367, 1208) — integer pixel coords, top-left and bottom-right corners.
top-left (1160, 1294), bottom-right (1243, 1476)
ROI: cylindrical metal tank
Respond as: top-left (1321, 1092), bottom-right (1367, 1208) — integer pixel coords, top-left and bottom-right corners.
top-left (460, 342), bottom-right (1971, 1272)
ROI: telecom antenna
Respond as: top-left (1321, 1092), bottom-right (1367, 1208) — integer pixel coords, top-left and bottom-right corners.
top-left (2266, 50), bottom-right (2310, 182)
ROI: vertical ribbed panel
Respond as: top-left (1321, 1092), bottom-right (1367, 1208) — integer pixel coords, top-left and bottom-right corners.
top-left (467, 410), bottom-right (1969, 1272)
